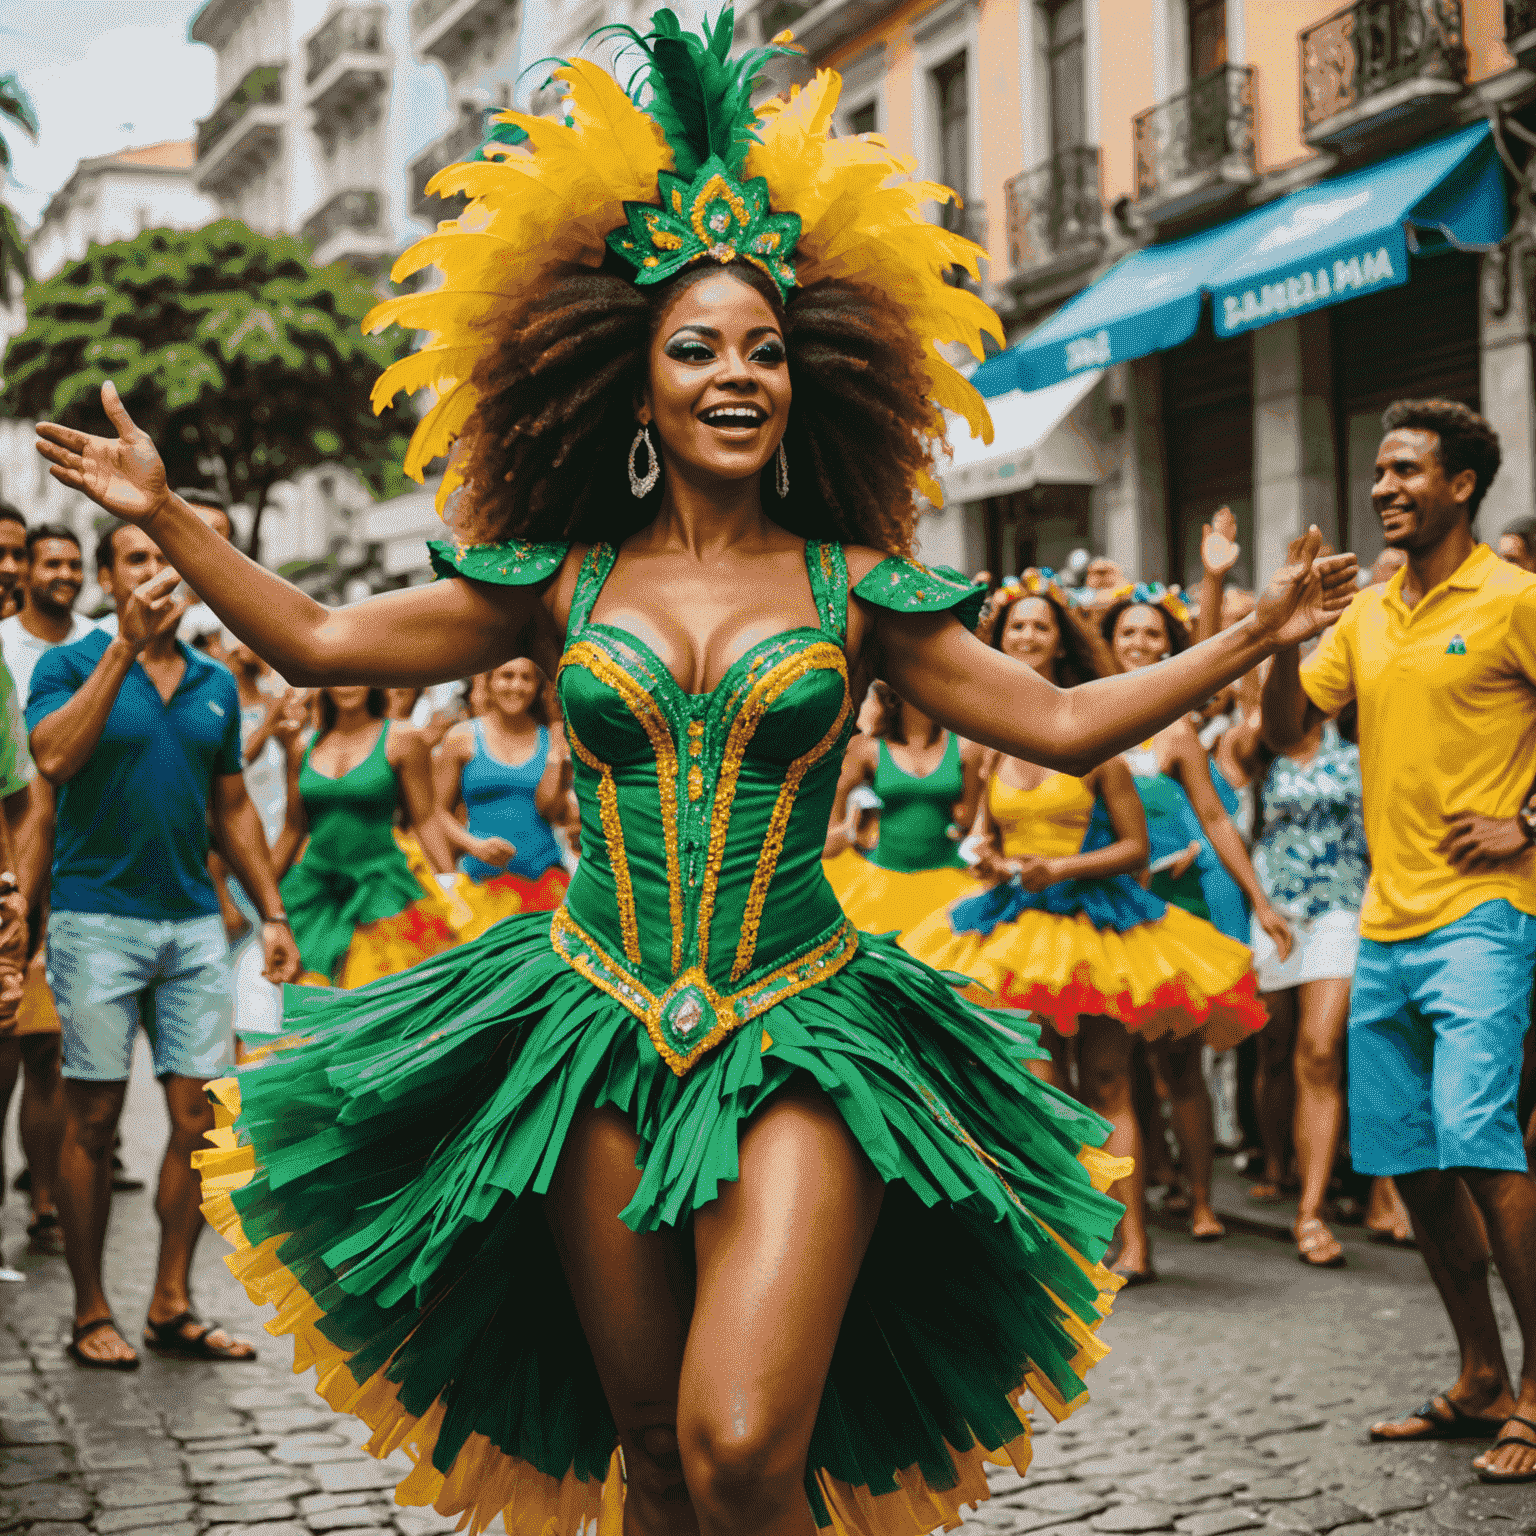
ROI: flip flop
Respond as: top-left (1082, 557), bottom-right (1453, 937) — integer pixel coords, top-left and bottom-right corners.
top-left (143, 1310), bottom-right (258, 1363)
top-left (1476, 1415), bottom-right (1536, 1484)
top-left (66, 1317), bottom-right (140, 1372)
top-left (1368, 1394), bottom-right (1504, 1442)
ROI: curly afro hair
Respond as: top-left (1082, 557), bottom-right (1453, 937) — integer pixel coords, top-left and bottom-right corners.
top-left (451, 259), bottom-right (942, 555)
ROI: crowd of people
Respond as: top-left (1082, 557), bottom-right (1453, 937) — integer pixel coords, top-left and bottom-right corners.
top-left (0, 504), bottom-right (580, 1365)
top-left (0, 392), bottom-right (1528, 1500)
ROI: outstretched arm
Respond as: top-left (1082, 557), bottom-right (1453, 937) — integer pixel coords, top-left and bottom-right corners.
top-left (873, 530), bottom-right (1356, 778)
top-left (36, 384), bottom-right (549, 687)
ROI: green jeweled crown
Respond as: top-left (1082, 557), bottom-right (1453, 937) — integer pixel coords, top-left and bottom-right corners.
top-left (608, 156), bottom-right (801, 298)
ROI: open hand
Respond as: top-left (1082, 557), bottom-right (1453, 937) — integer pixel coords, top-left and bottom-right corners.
top-left (34, 382), bottom-right (169, 524)
top-left (1201, 507), bottom-right (1240, 578)
top-left (1441, 813), bottom-right (1527, 873)
top-left (1252, 528), bottom-right (1359, 651)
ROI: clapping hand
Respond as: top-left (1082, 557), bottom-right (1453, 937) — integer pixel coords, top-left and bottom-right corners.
top-left (1252, 528), bottom-right (1359, 650)
top-left (35, 383), bottom-right (169, 523)
top-left (1201, 507), bottom-right (1240, 578)
top-left (119, 566), bottom-right (191, 653)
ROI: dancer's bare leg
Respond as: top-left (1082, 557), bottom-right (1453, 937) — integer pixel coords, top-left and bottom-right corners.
top-left (545, 1104), bottom-right (699, 1536)
top-left (1078, 1015), bottom-right (1150, 1278)
top-left (1155, 1039), bottom-right (1223, 1238)
top-left (1253, 988), bottom-right (1296, 1198)
top-left (680, 1081), bottom-right (883, 1536)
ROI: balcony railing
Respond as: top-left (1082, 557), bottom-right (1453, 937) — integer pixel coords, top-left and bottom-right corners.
top-left (1506, 0), bottom-right (1536, 70)
top-left (409, 111), bottom-right (486, 222)
top-left (1004, 146), bottom-right (1103, 273)
top-left (1132, 64), bottom-right (1254, 206)
top-left (1301, 0), bottom-right (1466, 136)
top-left (301, 188), bottom-right (382, 250)
top-left (197, 63), bottom-right (284, 163)
top-left (307, 3), bottom-right (387, 84)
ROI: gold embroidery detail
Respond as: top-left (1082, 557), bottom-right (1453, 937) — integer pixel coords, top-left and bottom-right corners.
top-left (688, 765), bottom-right (704, 800)
top-left (559, 639), bottom-right (684, 973)
top-left (550, 906), bottom-right (858, 1076)
top-left (563, 723), bottom-right (640, 966)
top-left (696, 640), bottom-right (849, 969)
top-left (687, 720), bottom-right (704, 756)
top-left (732, 687), bottom-right (852, 981)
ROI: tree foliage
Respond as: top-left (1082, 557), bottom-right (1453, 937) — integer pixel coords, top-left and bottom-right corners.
top-left (3, 220), bottom-right (411, 558)
top-left (0, 71), bottom-right (39, 292)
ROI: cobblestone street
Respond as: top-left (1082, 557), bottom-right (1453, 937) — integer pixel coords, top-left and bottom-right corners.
top-left (0, 1046), bottom-right (1530, 1536)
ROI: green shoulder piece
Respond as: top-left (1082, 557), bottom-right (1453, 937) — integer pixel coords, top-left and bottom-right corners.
top-left (427, 537), bottom-right (571, 586)
top-left (852, 557), bottom-right (987, 633)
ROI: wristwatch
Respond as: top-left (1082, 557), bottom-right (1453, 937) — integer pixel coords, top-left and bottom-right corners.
top-left (1519, 803), bottom-right (1536, 847)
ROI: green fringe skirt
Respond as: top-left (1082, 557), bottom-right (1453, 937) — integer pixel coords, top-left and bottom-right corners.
top-left (197, 914), bottom-right (1127, 1536)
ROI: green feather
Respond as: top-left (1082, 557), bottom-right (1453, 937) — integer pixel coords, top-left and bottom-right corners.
top-left (596, 5), bottom-right (802, 179)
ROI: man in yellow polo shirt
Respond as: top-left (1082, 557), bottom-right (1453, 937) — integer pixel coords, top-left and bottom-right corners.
top-left (1264, 398), bottom-right (1536, 1486)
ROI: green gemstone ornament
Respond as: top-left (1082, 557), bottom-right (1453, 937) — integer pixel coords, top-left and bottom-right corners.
top-left (608, 155), bottom-right (801, 299)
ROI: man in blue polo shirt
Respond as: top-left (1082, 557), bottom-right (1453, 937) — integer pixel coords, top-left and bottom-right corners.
top-left (28, 520), bottom-right (299, 1370)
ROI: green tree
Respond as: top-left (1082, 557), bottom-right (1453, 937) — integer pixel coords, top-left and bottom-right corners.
top-left (3, 219), bottom-right (411, 560)
top-left (0, 71), bottom-right (39, 292)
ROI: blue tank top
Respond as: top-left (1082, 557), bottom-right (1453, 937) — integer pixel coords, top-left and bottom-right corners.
top-left (459, 720), bottom-right (564, 882)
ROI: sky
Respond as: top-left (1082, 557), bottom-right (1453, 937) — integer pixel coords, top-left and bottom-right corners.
top-left (3, 2), bottom-right (216, 226)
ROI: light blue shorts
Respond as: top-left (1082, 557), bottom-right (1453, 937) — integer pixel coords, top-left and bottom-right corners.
top-left (1348, 899), bottom-right (1536, 1176)
top-left (47, 910), bottom-right (234, 1082)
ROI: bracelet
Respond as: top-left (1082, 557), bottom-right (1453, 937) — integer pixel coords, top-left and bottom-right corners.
top-left (261, 912), bottom-right (291, 925)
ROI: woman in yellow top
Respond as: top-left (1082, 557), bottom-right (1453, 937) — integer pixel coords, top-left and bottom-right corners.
top-left (908, 573), bottom-right (1265, 1283)
top-left (823, 682), bottom-right (983, 938)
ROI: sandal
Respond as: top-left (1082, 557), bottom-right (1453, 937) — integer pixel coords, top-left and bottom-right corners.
top-left (1296, 1216), bottom-right (1345, 1268)
top-left (143, 1310), bottom-right (258, 1363)
top-left (66, 1317), bottom-right (140, 1372)
top-left (1475, 1415), bottom-right (1536, 1484)
top-left (26, 1212), bottom-right (64, 1258)
top-left (1368, 1393), bottom-right (1505, 1442)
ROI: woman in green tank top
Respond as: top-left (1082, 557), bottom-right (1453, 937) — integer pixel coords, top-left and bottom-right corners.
top-left (824, 682), bottom-right (982, 937)
top-left (273, 686), bottom-right (463, 987)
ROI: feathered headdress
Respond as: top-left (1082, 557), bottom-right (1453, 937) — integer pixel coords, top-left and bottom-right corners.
top-left (1107, 581), bottom-right (1191, 629)
top-left (363, 4), bottom-right (1002, 514)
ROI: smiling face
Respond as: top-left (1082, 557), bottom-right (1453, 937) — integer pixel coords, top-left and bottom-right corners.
top-left (999, 596), bottom-right (1063, 682)
top-left (1372, 428), bottom-right (1476, 552)
top-left (27, 537), bottom-right (84, 617)
top-left (1111, 603), bottom-right (1171, 672)
top-left (488, 658), bottom-right (542, 721)
top-left (642, 269), bottom-right (790, 490)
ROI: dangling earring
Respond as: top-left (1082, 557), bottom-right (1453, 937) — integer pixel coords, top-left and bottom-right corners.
top-left (775, 440), bottom-right (789, 499)
top-left (628, 423), bottom-right (660, 498)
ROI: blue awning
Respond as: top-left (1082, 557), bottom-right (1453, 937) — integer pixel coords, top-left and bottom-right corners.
top-left (983, 122), bottom-right (1505, 399)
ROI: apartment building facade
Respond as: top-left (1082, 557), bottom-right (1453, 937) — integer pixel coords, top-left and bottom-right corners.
top-left (742, 0), bottom-right (1536, 590)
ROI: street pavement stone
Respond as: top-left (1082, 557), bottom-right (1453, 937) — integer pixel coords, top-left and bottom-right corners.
top-left (1, 1077), bottom-right (1532, 1535)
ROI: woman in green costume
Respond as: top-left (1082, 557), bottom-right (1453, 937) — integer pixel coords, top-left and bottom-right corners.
top-left (34, 13), bottom-right (1359, 1535)
top-left (823, 682), bottom-right (984, 940)
top-left (273, 685), bottom-right (462, 988)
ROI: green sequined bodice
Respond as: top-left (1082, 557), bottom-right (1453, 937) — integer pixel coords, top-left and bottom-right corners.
top-left (427, 531), bottom-right (986, 1077)
top-left (555, 540), bottom-right (856, 1074)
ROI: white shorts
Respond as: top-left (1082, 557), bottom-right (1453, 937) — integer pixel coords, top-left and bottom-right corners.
top-left (1251, 907), bottom-right (1360, 994)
